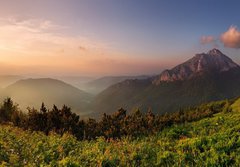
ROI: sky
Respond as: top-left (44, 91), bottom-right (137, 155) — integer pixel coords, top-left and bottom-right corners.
top-left (0, 0), bottom-right (240, 77)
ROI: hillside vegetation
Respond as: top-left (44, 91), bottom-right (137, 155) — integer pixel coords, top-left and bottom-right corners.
top-left (0, 98), bottom-right (239, 166)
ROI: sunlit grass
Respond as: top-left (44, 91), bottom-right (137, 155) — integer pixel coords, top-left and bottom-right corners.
top-left (0, 100), bottom-right (239, 166)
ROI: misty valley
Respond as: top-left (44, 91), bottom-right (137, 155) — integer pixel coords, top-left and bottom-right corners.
top-left (0, 49), bottom-right (239, 166)
top-left (1, 49), bottom-right (240, 118)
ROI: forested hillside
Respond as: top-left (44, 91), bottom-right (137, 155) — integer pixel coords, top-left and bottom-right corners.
top-left (0, 97), bottom-right (239, 166)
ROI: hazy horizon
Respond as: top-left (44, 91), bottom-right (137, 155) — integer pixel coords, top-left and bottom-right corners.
top-left (0, 0), bottom-right (240, 77)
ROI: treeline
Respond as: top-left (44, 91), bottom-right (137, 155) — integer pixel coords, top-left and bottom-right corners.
top-left (0, 98), bottom-right (233, 140)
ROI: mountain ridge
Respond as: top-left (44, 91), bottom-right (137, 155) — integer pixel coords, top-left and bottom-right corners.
top-left (83, 75), bottom-right (150, 94)
top-left (93, 49), bottom-right (240, 116)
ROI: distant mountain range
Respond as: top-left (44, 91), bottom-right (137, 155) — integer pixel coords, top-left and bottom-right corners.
top-left (0, 75), bottom-right (150, 116)
top-left (84, 75), bottom-right (150, 94)
top-left (0, 75), bottom-right (24, 88)
top-left (56, 76), bottom-right (95, 90)
top-left (0, 78), bottom-right (93, 116)
top-left (1, 49), bottom-right (240, 118)
top-left (93, 49), bottom-right (240, 116)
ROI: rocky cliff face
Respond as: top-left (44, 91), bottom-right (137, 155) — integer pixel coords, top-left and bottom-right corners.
top-left (152, 49), bottom-right (239, 85)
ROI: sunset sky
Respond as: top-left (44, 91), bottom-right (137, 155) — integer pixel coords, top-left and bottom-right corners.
top-left (0, 0), bottom-right (240, 76)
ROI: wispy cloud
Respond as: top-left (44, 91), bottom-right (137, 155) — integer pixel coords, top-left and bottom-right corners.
top-left (220, 26), bottom-right (240, 48)
top-left (0, 17), bottom-right (110, 58)
top-left (0, 17), bottom-right (65, 33)
top-left (78, 46), bottom-right (87, 51)
top-left (0, 17), bottom-right (166, 76)
top-left (200, 35), bottom-right (215, 45)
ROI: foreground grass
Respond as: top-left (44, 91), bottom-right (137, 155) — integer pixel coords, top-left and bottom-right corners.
top-left (0, 101), bottom-right (240, 166)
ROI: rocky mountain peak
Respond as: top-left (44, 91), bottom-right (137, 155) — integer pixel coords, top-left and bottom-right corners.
top-left (207, 48), bottom-right (223, 55)
top-left (152, 49), bottom-right (240, 84)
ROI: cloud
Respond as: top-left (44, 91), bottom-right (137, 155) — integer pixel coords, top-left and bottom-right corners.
top-left (0, 16), bottom-right (172, 76)
top-left (220, 26), bottom-right (240, 48)
top-left (78, 46), bottom-right (87, 51)
top-left (0, 17), bottom-right (165, 76)
top-left (200, 35), bottom-right (215, 44)
top-left (0, 17), bottom-right (110, 56)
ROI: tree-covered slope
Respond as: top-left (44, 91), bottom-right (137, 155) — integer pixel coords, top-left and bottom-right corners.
top-left (0, 98), bottom-right (239, 166)
top-left (94, 68), bottom-right (240, 115)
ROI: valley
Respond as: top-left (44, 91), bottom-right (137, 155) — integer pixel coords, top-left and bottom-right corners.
top-left (1, 49), bottom-right (240, 119)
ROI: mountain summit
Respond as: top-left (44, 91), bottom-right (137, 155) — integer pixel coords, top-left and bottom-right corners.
top-left (94, 49), bottom-right (240, 116)
top-left (153, 49), bottom-right (239, 84)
